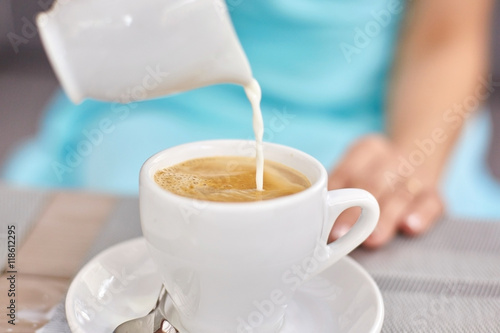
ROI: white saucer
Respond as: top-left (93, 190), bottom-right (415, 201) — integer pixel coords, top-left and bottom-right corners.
top-left (66, 238), bottom-right (384, 333)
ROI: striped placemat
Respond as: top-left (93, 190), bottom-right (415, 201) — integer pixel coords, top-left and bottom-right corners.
top-left (0, 184), bottom-right (53, 272)
top-left (351, 218), bottom-right (500, 332)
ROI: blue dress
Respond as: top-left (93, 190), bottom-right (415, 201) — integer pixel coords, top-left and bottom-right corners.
top-left (3, 0), bottom-right (500, 218)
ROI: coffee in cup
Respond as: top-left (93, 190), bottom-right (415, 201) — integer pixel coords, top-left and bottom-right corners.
top-left (153, 156), bottom-right (311, 202)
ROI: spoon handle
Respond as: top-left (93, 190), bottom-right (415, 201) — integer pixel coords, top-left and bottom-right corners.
top-left (155, 319), bottom-right (179, 333)
top-left (113, 284), bottom-right (179, 333)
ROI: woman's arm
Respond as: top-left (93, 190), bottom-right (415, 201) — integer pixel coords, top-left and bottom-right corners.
top-left (389, 0), bottom-right (493, 184)
top-left (329, 0), bottom-right (494, 248)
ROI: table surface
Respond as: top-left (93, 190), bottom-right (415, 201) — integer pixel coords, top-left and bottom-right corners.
top-left (1, 184), bottom-right (499, 333)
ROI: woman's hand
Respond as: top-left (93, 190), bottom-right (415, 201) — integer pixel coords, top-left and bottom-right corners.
top-left (326, 0), bottom-right (493, 248)
top-left (328, 135), bottom-right (444, 249)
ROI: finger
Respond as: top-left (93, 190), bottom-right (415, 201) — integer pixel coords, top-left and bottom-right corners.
top-left (328, 136), bottom-right (388, 190)
top-left (328, 207), bottom-right (361, 243)
top-left (349, 172), bottom-right (387, 200)
top-left (348, 152), bottom-right (396, 199)
top-left (328, 171), bottom-right (349, 191)
top-left (329, 152), bottom-right (372, 190)
top-left (399, 189), bottom-right (444, 236)
top-left (363, 187), bottom-right (413, 249)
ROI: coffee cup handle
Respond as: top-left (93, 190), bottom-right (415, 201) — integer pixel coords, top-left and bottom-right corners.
top-left (314, 189), bottom-right (379, 276)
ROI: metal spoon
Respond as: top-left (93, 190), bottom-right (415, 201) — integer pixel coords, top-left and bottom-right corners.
top-left (113, 285), bottom-right (179, 333)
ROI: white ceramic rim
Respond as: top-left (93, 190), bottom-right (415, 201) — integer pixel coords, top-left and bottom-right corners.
top-left (64, 239), bottom-right (144, 333)
top-left (140, 139), bottom-right (328, 210)
top-left (343, 256), bottom-right (385, 333)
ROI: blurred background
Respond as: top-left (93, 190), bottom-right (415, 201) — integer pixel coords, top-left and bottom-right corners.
top-left (0, 1), bottom-right (59, 169)
top-left (0, 0), bottom-right (499, 182)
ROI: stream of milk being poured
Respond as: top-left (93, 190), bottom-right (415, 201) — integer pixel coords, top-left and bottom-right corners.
top-left (243, 79), bottom-right (264, 191)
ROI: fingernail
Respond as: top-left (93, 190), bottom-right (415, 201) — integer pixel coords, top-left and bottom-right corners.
top-left (405, 214), bottom-right (422, 232)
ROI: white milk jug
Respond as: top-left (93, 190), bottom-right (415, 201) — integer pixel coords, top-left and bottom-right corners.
top-left (36, 0), bottom-right (253, 104)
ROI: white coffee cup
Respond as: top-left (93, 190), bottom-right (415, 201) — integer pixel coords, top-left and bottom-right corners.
top-left (140, 140), bottom-right (379, 333)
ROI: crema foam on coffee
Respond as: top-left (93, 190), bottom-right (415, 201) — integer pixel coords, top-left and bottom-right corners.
top-left (154, 156), bottom-right (310, 202)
